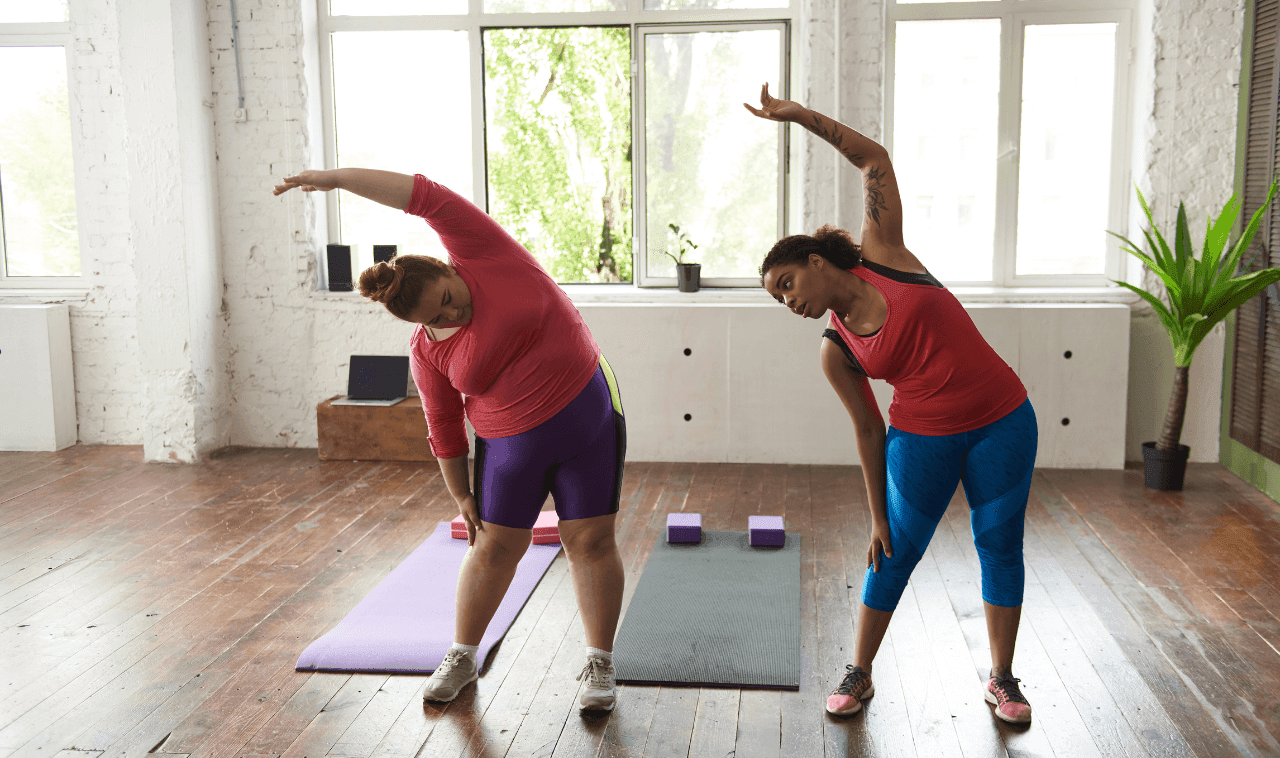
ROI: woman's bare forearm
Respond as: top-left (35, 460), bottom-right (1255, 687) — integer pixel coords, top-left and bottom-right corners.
top-left (332, 168), bottom-right (415, 211)
top-left (436, 454), bottom-right (471, 502)
top-left (793, 107), bottom-right (888, 170)
top-left (855, 425), bottom-right (889, 525)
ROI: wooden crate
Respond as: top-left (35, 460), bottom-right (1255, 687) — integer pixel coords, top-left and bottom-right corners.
top-left (316, 395), bottom-right (435, 462)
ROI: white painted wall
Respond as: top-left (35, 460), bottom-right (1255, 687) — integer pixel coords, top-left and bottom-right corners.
top-left (0, 0), bottom-right (1249, 466)
top-left (578, 303), bottom-right (1130, 468)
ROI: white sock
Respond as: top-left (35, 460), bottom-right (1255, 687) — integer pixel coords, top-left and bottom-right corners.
top-left (450, 642), bottom-right (479, 660)
top-left (586, 647), bottom-right (612, 662)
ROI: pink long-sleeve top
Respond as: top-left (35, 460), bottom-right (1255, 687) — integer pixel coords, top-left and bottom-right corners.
top-left (405, 174), bottom-right (600, 459)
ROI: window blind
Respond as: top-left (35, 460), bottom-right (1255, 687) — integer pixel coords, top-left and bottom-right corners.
top-left (1231, 0), bottom-right (1280, 463)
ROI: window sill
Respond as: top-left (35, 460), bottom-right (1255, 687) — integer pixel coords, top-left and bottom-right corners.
top-left (309, 284), bottom-right (1145, 306)
top-left (560, 284), bottom-right (1144, 306)
top-left (0, 288), bottom-right (90, 303)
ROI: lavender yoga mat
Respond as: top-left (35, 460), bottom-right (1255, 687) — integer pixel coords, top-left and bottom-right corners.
top-left (296, 521), bottom-right (561, 673)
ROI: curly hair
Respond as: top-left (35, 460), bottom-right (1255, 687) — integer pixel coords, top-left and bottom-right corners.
top-left (358, 255), bottom-right (450, 321)
top-left (759, 224), bottom-right (862, 282)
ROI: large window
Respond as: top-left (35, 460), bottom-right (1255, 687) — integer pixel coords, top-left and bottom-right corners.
top-left (320, 0), bottom-right (794, 287)
top-left (0, 0), bottom-right (83, 287)
top-left (886, 0), bottom-right (1133, 286)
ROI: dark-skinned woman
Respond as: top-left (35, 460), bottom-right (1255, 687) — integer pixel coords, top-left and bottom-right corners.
top-left (746, 84), bottom-right (1038, 724)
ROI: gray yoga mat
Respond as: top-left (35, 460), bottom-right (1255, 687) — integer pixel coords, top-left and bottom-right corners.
top-left (612, 529), bottom-right (801, 689)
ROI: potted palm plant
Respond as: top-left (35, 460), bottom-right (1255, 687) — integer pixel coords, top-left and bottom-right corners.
top-left (664, 223), bottom-right (701, 292)
top-left (1109, 177), bottom-right (1280, 490)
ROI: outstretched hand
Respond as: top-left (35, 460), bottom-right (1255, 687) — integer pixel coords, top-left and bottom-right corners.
top-left (273, 170), bottom-right (339, 196)
top-left (743, 82), bottom-right (806, 123)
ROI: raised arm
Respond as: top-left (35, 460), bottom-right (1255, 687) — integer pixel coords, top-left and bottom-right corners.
top-left (272, 168), bottom-right (415, 211)
top-left (745, 83), bottom-right (905, 252)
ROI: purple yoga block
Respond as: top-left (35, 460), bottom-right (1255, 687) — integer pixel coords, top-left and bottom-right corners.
top-left (749, 515), bottom-right (786, 547)
top-left (667, 512), bottom-right (702, 543)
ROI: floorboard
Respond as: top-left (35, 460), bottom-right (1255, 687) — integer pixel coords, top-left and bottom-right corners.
top-left (1, 447), bottom-right (1276, 756)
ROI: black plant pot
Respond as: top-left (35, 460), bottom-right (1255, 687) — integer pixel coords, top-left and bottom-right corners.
top-left (1141, 441), bottom-right (1190, 491)
top-left (676, 263), bottom-right (701, 292)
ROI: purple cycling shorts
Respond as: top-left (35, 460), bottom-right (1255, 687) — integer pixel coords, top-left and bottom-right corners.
top-left (472, 355), bottom-right (626, 530)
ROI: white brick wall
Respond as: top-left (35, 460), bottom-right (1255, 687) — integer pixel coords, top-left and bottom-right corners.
top-left (1127, 0), bottom-right (1247, 461)
top-left (1, 0), bottom-right (1252, 464)
top-left (66, 0), bottom-right (143, 445)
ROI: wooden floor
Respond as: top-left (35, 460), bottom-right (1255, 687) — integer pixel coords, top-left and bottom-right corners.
top-left (2, 447), bottom-right (1279, 758)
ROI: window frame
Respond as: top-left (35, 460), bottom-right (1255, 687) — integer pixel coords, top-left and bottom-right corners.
top-left (634, 20), bottom-right (790, 288)
top-left (316, 0), bottom-right (798, 289)
top-left (885, 0), bottom-right (1136, 287)
top-left (0, 21), bottom-right (88, 290)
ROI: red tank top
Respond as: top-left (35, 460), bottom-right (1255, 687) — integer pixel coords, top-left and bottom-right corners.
top-left (826, 259), bottom-right (1027, 435)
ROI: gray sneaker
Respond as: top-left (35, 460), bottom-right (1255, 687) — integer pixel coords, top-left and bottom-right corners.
top-left (576, 655), bottom-right (617, 711)
top-left (422, 649), bottom-right (478, 703)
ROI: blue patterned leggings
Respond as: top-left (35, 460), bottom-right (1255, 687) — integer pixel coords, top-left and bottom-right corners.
top-left (861, 397), bottom-right (1039, 612)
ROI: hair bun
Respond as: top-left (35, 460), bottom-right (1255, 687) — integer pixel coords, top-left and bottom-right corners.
top-left (369, 261), bottom-right (404, 303)
top-left (813, 224), bottom-right (862, 268)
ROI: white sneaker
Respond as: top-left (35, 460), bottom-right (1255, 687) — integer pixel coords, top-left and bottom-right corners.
top-left (422, 648), bottom-right (478, 703)
top-left (576, 654), bottom-right (617, 711)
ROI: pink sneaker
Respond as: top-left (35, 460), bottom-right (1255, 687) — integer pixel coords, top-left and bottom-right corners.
top-left (984, 674), bottom-right (1032, 723)
top-left (826, 665), bottom-right (875, 716)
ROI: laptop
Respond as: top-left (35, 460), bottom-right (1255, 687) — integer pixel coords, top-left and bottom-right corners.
top-left (331, 355), bottom-right (411, 406)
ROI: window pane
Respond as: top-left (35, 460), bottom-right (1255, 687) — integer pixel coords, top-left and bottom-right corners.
top-left (0, 46), bottom-right (78, 277)
top-left (644, 29), bottom-right (781, 280)
top-left (1015, 24), bottom-right (1116, 276)
top-left (332, 31), bottom-right (472, 268)
top-left (329, 0), bottom-right (465, 16)
top-left (644, 0), bottom-right (785, 10)
top-left (893, 19), bottom-right (999, 282)
top-left (484, 28), bottom-right (632, 283)
top-left (486, 0), bottom-right (623, 11)
top-left (0, 0), bottom-right (67, 22)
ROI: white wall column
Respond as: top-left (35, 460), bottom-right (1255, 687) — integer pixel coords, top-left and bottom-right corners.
top-left (117, 0), bottom-right (228, 462)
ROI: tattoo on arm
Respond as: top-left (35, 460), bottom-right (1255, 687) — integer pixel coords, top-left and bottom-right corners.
top-left (864, 166), bottom-right (889, 227)
top-left (810, 114), bottom-right (865, 165)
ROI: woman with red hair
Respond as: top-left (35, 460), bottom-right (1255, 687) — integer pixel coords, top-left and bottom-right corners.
top-left (274, 168), bottom-right (626, 712)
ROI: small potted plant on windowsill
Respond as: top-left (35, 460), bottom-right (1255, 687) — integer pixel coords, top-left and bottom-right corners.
top-left (1108, 177), bottom-right (1280, 490)
top-left (664, 223), bottom-right (701, 292)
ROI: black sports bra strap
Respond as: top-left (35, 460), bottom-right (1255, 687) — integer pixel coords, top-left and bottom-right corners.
top-left (860, 258), bottom-right (943, 288)
top-left (822, 329), bottom-right (868, 377)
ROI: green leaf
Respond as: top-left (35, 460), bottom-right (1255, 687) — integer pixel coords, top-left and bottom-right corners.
top-left (1108, 231), bottom-right (1185, 298)
top-left (1203, 267), bottom-right (1280, 321)
top-left (1175, 202), bottom-right (1194, 292)
top-left (1218, 177), bottom-right (1277, 282)
top-left (1135, 185), bottom-right (1177, 274)
top-left (1130, 185), bottom-right (1165, 270)
top-left (1202, 193), bottom-right (1241, 279)
top-left (1132, 225), bottom-right (1180, 296)
top-left (1141, 226), bottom-right (1176, 282)
top-left (1185, 269), bottom-right (1280, 365)
top-left (1110, 279), bottom-right (1180, 337)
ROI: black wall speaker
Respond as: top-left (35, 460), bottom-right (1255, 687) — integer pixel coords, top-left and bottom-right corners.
top-left (373, 245), bottom-right (397, 264)
top-left (326, 244), bottom-right (354, 292)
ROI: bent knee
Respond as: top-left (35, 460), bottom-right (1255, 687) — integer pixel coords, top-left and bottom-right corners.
top-left (471, 532), bottom-right (528, 567)
top-left (562, 525), bottom-right (618, 562)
